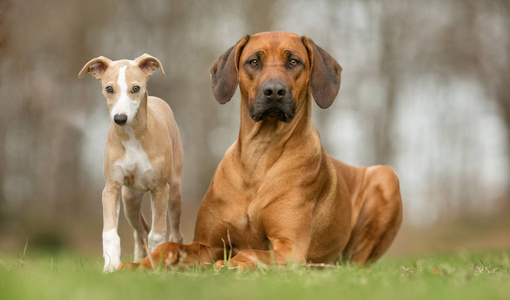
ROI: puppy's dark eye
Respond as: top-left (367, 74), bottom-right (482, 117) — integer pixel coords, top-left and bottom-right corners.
top-left (132, 86), bottom-right (140, 93)
top-left (250, 59), bottom-right (258, 66)
top-left (289, 59), bottom-right (299, 66)
top-left (106, 86), bottom-right (114, 93)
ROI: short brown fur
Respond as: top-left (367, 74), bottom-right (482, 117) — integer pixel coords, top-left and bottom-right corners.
top-left (119, 32), bottom-right (402, 271)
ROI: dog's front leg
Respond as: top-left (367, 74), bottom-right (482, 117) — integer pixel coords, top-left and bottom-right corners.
top-left (214, 237), bottom-right (308, 271)
top-left (215, 199), bottom-right (312, 270)
top-left (148, 183), bottom-right (170, 251)
top-left (102, 182), bottom-right (122, 272)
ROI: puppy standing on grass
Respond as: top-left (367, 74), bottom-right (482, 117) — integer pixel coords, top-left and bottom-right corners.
top-left (79, 54), bottom-right (184, 272)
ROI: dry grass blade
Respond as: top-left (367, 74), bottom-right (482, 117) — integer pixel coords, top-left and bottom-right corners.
top-left (302, 263), bottom-right (341, 269)
top-left (19, 238), bottom-right (28, 268)
top-left (143, 238), bottom-right (155, 270)
top-left (227, 229), bottom-right (233, 262)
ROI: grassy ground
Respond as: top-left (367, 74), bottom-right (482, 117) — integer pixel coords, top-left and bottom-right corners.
top-left (0, 250), bottom-right (509, 300)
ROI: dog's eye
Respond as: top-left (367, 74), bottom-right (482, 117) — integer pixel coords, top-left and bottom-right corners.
top-left (289, 59), bottom-right (299, 66)
top-left (250, 59), bottom-right (258, 66)
top-left (132, 86), bottom-right (140, 93)
top-left (106, 86), bottom-right (114, 93)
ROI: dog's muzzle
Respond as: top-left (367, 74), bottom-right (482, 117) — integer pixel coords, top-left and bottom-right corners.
top-left (250, 81), bottom-right (295, 123)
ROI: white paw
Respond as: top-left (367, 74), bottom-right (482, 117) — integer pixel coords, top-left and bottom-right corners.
top-left (148, 232), bottom-right (166, 251)
top-left (169, 232), bottom-right (184, 243)
top-left (103, 259), bottom-right (121, 272)
top-left (133, 242), bottom-right (147, 261)
top-left (103, 229), bottom-right (121, 272)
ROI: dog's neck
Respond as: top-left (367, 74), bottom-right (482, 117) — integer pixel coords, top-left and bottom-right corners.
top-left (112, 92), bottom-right (149, 139)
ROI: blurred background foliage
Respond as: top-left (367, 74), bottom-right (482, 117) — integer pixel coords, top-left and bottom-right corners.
top-left (0, 0), bottom-right (509, 256)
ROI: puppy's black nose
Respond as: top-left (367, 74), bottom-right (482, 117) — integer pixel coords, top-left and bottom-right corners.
top-left (114, 114), bottom-right (128, 125)
top-left (263, 81), bottom-right (287, 101)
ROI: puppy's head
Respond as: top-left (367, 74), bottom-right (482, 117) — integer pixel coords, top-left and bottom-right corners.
top-left (210, 31), bottom-right (342, 123)
top-left (79, 54), bottom-right (165, 126)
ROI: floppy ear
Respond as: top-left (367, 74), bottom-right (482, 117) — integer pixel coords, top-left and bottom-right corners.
top-left (210, 36), bottom-right (250, 104)
top-left (302, 37), bottom-right (342, 109)
top-left (135, 53), bottom-right (166, 76)
top-left (78, 56), bottom-right (112, 79)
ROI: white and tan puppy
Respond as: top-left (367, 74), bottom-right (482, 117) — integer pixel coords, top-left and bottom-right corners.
top-left (79, 54), bottom-right (184, 272)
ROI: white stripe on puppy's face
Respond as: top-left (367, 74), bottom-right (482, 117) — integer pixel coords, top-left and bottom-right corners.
top-left (110, 66), bottom-right (141, 124)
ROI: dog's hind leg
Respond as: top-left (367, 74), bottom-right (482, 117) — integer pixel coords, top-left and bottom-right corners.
top-left (167, 135), bottom-right (184, 243)
top-left (122, 186), bottom-right (149, 261)
top-left (342, 166), bottom-right (403, 265)
top-left (148, 183), bottom-right (171, 251)
top-left (167, 176), bottom-right (184, 243)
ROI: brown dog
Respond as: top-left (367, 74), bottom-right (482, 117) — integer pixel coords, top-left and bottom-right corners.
top-left (119, 31), bottom-right (402, 270)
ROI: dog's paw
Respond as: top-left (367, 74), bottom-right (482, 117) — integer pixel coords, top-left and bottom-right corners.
top-left (117, 262), bottom-right (140, 271)
top-left (213, 259), bottom-right (253, 271)
top-left (103, 260), bottom-right (121, 273)
top-left (213, 260), bottom-right (226, 270)
top-left (169, 233), bottom-right (184, 243)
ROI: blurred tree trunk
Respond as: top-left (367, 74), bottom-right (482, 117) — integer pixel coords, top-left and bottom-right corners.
top-left (0, 0), bottom-right (10, 219)
top-left (245, 0), bottom-right (276, 34)
top-left (470, 0), bottom-right (510, 209)
top-left (493, 42), bottom-right (510, 209)
top-left (375, 16), bottom-right (399, 165)
top-left (371, 5), bottom-right (401, 165)
top-left (0, 0), bottom-right (8, 52)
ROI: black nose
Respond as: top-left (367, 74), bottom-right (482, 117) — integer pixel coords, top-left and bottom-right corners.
top-left (263, 81), bottom-right (287, 101)
top-left (114, 114), bottom-right (128, 125)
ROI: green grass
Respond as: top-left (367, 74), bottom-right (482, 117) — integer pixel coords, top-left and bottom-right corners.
top-left (0, 251), bottom-right (509, 300)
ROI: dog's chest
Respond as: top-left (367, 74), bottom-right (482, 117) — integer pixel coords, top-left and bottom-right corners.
top-left (221, 199), bottom-right (270, 249)
top-left (113, 133), bottom-right (155, 192)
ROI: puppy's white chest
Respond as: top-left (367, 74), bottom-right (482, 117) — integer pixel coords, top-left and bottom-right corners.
top-left (113, 129), bottom-right (155, 192)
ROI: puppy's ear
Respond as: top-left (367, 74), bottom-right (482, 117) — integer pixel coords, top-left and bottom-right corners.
top-left (135, 53), bottom-right (166, 76)
top-left (78, 56), bottom-right (112, 79)
top-left (210, 35), bottom-right (250, 104)
top-left (302, 37), bottom-right (342, 109)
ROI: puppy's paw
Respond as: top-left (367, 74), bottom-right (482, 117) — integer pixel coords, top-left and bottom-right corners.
top-left (103, 260), bottom-right (121, 273)
top-left (169, 233), bottom-right (184, 244)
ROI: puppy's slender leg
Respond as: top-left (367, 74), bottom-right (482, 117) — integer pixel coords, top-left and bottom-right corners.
top-left (148, 183), bottom-right (170, 251)
top-left (102, 182), bottom-right (122, 272)
top-left (168, 178), bottom-right (183, 243)
top-left (121, 186), bottom-right (150, 261)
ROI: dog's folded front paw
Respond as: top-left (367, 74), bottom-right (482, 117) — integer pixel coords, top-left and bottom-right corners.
top-left (213, 260), bottom-right (226, 270)
top-left (213, 259), bottom-right (253, 271)
top-left (117, 262), bottom-right (140, 271)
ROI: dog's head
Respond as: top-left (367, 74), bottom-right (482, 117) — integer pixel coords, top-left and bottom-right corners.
top-left (79, 54), bottom-right (165, 126)
top-left (210, 31), bottom-right (342, 123)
